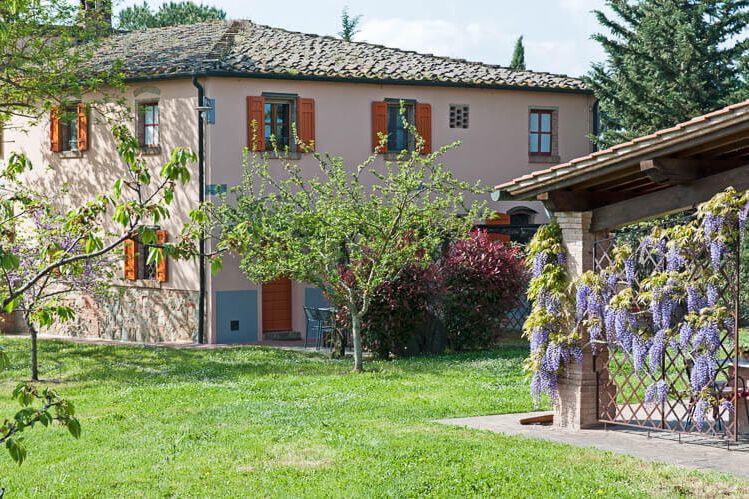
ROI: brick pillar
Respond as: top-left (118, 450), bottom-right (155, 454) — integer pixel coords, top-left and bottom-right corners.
top-left (554, 211), bottom-right (605, 429)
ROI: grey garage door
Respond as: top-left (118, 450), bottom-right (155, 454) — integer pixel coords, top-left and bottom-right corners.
top-left (215, 290), bottom-right (258, 344)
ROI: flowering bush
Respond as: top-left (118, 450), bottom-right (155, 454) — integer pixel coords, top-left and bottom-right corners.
top-left (441, 230), bottom-right (527, 350)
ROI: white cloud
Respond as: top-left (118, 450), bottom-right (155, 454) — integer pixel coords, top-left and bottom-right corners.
top-left (358, 17), bottom-right (596, 77)
top-left (358, 18), bottom-right (514, 64)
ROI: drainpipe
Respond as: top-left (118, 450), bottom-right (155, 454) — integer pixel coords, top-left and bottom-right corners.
top-left (192, 75), bottom-right (206, 344)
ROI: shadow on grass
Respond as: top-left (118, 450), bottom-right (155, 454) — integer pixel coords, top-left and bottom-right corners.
top-left (0, 336), bottom-right (529, 386)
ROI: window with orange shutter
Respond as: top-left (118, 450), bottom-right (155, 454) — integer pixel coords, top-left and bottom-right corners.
top-left (373, 100), bottom-right (432, 154)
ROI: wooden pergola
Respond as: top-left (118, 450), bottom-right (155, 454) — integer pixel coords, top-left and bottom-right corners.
top-left (494, 99), bottom-right (749, 429)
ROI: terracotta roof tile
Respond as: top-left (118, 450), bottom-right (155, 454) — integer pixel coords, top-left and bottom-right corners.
top-left (87, 20), bottom-right (588, 92)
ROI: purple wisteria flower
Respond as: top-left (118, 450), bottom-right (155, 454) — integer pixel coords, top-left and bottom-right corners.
top-left (644, 380), bottom-right (668, 405)
top-left (533, 251), bottom-right (547, 278)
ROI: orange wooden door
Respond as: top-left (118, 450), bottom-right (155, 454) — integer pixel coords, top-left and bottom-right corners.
top-left (262, 278), bottom-right (292, 332)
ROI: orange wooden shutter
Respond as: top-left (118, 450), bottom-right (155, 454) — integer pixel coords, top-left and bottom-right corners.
top-left (372, 101), bottom-right (388, 153)
top-left (123, 239), bottom-right (137, 281)
top-left (156, 230), bottom-right (168, 283)
top-left (415, 103), bottom-right (432, 154)
top-left (297, 98), bottom-right (315, 151)
top-left (77, 103), bottom-right (89, 151)
top-left (50, 108), bottom-right (61, 152)
top-left (247, 96), bottom-right (265, 151)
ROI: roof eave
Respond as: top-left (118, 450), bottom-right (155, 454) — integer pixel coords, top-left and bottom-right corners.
top-left (123, 70), bottom-right (592, 95)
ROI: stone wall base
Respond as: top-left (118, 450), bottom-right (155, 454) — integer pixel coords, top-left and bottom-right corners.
top-left (34, 287), bottom-right (199, 343)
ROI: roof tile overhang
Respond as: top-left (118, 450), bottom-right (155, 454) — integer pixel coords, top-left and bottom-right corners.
top-left (495, 99), bottom-right (749, 203)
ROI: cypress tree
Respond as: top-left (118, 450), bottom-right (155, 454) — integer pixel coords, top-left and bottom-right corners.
top-left (587, 0), bottom-right (749, 147)
top-left (510, 36), bottom-right (526, 71)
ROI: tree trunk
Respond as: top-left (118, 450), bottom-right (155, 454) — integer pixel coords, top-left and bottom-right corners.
top-left (329, 324), bottom-right (346, 359)
top-left (27, 318), bottom-right (39, 382)
top-left (352, 312), bottom-right (363, 372)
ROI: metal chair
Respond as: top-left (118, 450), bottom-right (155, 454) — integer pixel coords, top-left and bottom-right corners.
top-left (303, 306), bottom-right (320, 348)
top-left (316, 308), bottom-right (336, 350)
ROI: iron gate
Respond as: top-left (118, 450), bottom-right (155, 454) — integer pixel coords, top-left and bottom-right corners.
top-left (593, 228), bottom-right (742, 440)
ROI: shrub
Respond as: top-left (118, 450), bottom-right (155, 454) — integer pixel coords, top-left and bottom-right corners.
top-left (362, 264), bottom-right (445, 359)
top-left (439, 231), bottom-right (527, 350)
top-left (362, 231), bottom-right (527, 357)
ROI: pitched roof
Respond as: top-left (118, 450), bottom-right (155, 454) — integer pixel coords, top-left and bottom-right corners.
top-left (88, 20), bottom-right (589, 93)
top-left (495, 98), bottom-right (749, 197)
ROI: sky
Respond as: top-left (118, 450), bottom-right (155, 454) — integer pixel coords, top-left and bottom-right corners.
top-left (109, 0), bottom-right (610, 77)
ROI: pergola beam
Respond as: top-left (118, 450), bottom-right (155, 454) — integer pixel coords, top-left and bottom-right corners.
top-left (591, 162), bottom-right (749, 231)
top-left (639, 158), bottom-right (702, 184)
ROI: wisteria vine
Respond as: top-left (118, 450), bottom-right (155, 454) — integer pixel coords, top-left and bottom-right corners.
top-left (524, 187), bottom-right (749, 424)
top-left (523, 220), bottom-right (580, 406)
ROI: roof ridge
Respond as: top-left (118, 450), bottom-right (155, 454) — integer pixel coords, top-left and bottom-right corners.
top-left (202, 19), bottom-right (243, 69)
top-left (239, 19), bottom-right (580, 82)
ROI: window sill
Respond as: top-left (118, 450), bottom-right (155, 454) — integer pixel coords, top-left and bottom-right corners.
top-left (139, 146), bottom-right (162, 156)
top-left (383, 151), bottom-right (417, 161)
top-left (59, 150), bottom-right (83, 159)
top-left (121, 279), bottom-right (162, 289)
top-left (528, 154), bottom-right (560, 164)
top-left (263, 151), bottom-right (302, 160)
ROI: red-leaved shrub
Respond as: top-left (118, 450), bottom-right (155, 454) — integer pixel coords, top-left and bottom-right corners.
top-left (362, 230), bottom-right (527, 357)
top-left (439, 230), bottom-right (527, 350)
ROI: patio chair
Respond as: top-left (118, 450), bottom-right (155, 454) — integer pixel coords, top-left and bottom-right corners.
top-left (303, 306), bottom-right (320, 348)
top-left (316, 308), bottom-right (336, 350)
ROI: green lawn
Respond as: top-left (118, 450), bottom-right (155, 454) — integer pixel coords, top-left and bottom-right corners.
top-left (0, 337), bottom-right (742, 497)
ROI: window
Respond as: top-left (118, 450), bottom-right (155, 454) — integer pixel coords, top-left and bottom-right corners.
top-left (508, 207), bottom-right (538, 226)
top-left (264, 99), bottom-right (292, 151)
top-left (138, 102), bottom-right (160, 148)
top-left (449, 104), bottom-right (469, 129)
top-left (123, 228), bottom-right (168, 282)
top-left (139, 238), bottom-right (158, 280)
top-left (386, 102), bottom-right (414, 152)
top-left (529, 109), bottom-right (553, 155)
top-left (60, 106), bottom-right (79, 152)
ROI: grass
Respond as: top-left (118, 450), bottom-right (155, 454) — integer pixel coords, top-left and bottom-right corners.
top-left (0, 337), bottom-right (743, 497)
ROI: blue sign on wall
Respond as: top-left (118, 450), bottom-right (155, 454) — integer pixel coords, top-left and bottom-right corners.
top-left (203, 97), bottom-right (216, 125)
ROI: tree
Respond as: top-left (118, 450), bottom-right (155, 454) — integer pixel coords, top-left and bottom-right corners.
top-left (117, 1), bottom-right (226, 31)
top-left (338, 6), bottom-right (362, 42)
top-left (587, 0), bottom-right (749, 147)
top-left (208, 116), bottom-right (484, 371)
top-left (1, 379), bottom-right (81, 465)
top-left (0, 0), bottom-right (118, 125)
top-left (509, 35), bottom-right (526, 71)
top-left (0, 127), bottom-right (198, 381)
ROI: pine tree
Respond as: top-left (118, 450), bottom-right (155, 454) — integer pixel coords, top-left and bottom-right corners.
top-left (587, 0), bottom-right (749, 147)
top-left (510, 36), bottom-right (526, 71)
top-left (338, 6), bottom-right (362, 42)
top-left (118, 1), bottom-right (226, 31)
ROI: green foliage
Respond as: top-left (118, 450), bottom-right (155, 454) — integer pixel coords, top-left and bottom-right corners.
top-left (338, 6), bottom-right (362, 42)
top-left (586, 0), bottom-right (749, 147)
top-left (117, 1), bottom-right (226, 31)
top-left (0, 0), bottom-right (120, 125)
top-left (509, 35), bottom-right (526, 71)
top-left (1, 382), bottom-right (80, 465)
top-left (208, 111), bottom-right (485, 370)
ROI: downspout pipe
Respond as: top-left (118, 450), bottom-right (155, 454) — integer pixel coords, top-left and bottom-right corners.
top-left (192, 74), bottom-right (206, 344)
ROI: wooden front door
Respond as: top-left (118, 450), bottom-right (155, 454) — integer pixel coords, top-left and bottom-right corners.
top-left (262, 278), bottom-right (292, 332)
